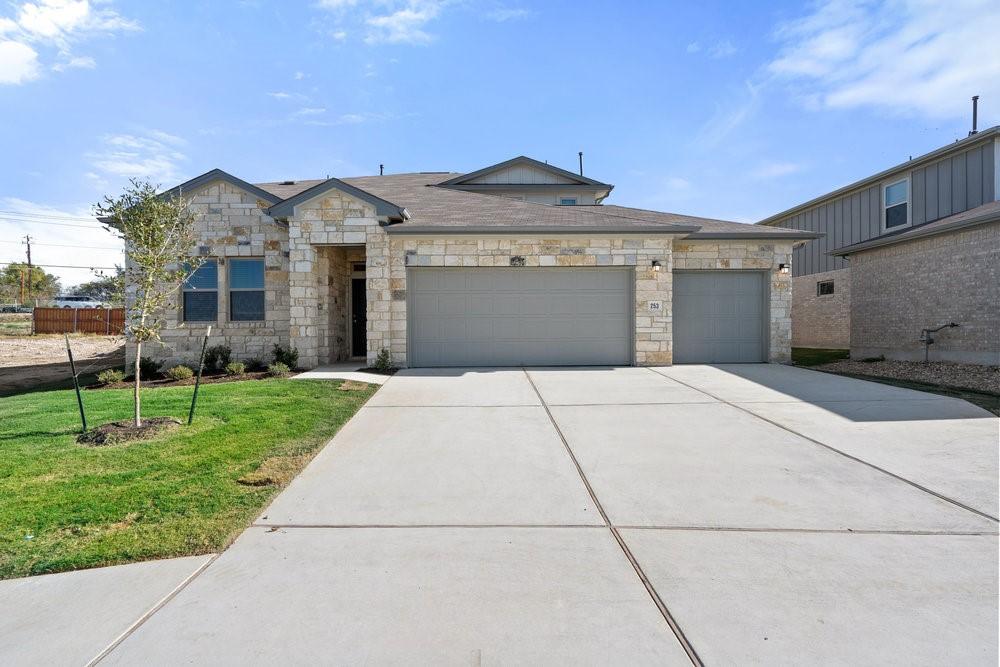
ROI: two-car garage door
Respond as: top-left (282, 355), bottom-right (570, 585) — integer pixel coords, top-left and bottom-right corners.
top-left (406, 268), bottom-right (766, 367)
top-left (408, 268), bottom-right (632, 367)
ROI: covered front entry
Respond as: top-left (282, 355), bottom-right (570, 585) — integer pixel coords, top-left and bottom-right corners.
top-left (407, 267), bottom-right (633, 367)
top-left (672, 271), bottom-right (767, 363)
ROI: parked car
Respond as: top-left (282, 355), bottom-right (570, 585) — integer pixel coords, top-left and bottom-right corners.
top-left (52, 295), bottom-right (106, 309)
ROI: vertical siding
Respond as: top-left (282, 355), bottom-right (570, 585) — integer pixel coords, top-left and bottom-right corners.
top-left (771, 137), bottom-right (997, 276)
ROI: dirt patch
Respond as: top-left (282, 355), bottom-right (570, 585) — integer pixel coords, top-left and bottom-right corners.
top-left (77, 417), bottom-right (181, 446)
top-left (88, 370), bottom-right (279, 390)
top-left (815, 359), bottom-right (1000, 395)
top-left (237, 453), bottom-right (312, 487)
top-left (338, 380), bottom-right (372, 391)
top-left (0, 334), bottom-right (125, 395)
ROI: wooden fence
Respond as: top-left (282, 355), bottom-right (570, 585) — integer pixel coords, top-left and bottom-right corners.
top-left (33, 307), bottom-right (125, 335)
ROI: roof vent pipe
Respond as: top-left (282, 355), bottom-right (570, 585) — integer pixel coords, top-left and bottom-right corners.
top-left (578, 151), bottom-right (584, 176)
top-left (969, 95), bottom-right (979, 136)
top-left (380, 164), bottom-right (384, 176)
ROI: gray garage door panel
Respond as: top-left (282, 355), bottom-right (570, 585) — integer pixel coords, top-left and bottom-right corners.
top-left (673, 271), bottom-right (766, 363)
top-left (409, 268), bottom-right (632, 367)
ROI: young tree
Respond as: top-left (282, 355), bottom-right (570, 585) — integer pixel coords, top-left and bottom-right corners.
top-left (95, 180), bottom-right (203, 426)
top-left (0, 263), bottom-right (61, 304)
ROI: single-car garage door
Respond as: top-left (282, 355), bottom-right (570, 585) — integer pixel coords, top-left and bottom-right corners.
top-left (408, 267), bottom-right (632, 367)
top-left (673, 271), bottom-right (766, 363)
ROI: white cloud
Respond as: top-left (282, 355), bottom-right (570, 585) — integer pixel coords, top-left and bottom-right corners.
top-left (749, 161), bottom-right (804, 180)
top-left (267, 91), bottom-right (291, 99)
top-left (364, 1), bottom-right (444, 45)
top-left (86, 130), bottom-right (188, 187)
top-left (768, 0), bottom-right (1000, 119)
top-left (0, 40), bottom-right (39, 83)
top-left (708, 40), bottom-right (736, 58)
top-left (303, 111), bottom-right (396, 126)
top-left (0, 0), bottom-right (138, 84)
top-left (331, 29), bottom-right (347, 40)
top-left (696, 79), bottom-right (763, 148)
top-left (293, 107), bottom-right (326, 116)
top-left (686, 41), bottom-right (700, 54)
top-left (293, 70), bottom-right (306, 79)
top-left (486, 7), bottom-right (532, 22)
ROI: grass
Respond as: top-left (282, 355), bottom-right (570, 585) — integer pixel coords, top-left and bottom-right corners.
top-left (0, 313), bottom-right (31, 336)
top-left (0, 379), bottom-right (376, 579)
top-left (791, 347), bottom-right (850, 367)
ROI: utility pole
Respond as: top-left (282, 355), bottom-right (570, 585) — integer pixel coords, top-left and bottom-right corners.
top-left (19, 268), bottom-right (25, 305)
top-left (24, 235), bottom-right (32, 305)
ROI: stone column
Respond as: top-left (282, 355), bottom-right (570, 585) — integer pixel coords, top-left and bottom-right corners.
top-left (288, 231), bottom-right (320, 369)
top-left (634, 239), bottom-right (674, 365)
top-left (365, 233), bottom-right (391, 366)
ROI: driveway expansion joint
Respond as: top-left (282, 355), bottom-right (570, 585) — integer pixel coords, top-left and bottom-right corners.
top-left (522, 368), bottom-right (704, 667)
top-left (646, 367), bottom-right (1000, 524)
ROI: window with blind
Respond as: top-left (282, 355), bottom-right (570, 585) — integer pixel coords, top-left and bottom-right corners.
top-left (183, 260), bottom-right (218, 322)
top-left (229, 258), bottom-right (265, 321)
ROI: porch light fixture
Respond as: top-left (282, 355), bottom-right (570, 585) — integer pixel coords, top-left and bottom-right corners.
top-left (651, 260), bottom-right (662, 272)
top-left (778, 263), bottom-right (790, 275)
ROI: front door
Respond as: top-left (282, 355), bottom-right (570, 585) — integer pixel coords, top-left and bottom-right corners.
top-left (351, 278), bottom-right (366, 357)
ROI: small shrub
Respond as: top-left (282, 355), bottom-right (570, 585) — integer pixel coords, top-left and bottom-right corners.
top-left (271, 343), bottom-right (299, 369)
top-left (204, 344), bottom-right (232, 370)
top-left (224, 361), bottom-right (246, 376)
top-left (96, 369), bottom-right (125, 386)
top-left (139, 356), bottom-right (163, 379)
top-left (373, 348), bottom-right (392, 373)
top-left (244, 357), bottom-right (266, 372)
top-left (165, 365), bottom-right (194, 381)
top-left (267, 362), bottom-right (290, 378)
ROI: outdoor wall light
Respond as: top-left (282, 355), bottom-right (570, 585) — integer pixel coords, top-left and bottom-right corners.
top-left (651, 260), bottom-right (662, 271)
top-left (778, 263), bottom-right (790, 274)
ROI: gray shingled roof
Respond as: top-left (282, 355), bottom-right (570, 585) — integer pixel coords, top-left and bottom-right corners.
top-left (255, 172), bottom-right (818, 238)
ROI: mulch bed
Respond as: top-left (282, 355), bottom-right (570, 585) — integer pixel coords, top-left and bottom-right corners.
top-left (815, 359), bottom-right (1000, 395)
top-left (77, 417), bottom-right (181, 446)
top-left (87, 370), bottom-right (284, 391)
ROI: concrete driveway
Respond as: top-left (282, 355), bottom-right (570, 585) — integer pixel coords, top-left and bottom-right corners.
top-left (97, 365), bottom-right (998, 665)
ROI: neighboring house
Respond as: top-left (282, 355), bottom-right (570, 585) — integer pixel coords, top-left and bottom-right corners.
top-left (133, 156), bottom-right (815, 369)
top-left (758, 127), bottom-right (1000, 365)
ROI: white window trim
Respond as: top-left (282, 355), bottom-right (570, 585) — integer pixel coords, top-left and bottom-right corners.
top-left (228, 257), bottom-right (266, 322)
top-left (882, 174), bottom-right (912, 232)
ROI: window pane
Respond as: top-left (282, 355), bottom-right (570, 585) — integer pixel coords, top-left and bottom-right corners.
top-left (231, 290), bottom-right (265, 321)
top-left (559, 198), bottom-right (577, 205)
top-left (184, 260), bottom-right (217, 290)
top-left (184, 291), bottom-right (217, 321)
top-left (229, 259), bottom-right (264, 289)
top-left (885, 203), bottom-right (908, 228)
top-left (885, 181), bottom-right (908, 206)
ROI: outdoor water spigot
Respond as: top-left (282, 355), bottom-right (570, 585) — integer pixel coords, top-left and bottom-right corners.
top-left (920, 323), bottom-right (960, 361)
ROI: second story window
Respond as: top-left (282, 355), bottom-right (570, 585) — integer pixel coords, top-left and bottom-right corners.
top-left (559, 197), bottom-right (577, 206)
top-left (817, 280), bottom-right (835, 296)
top-left (883, 178), bottom-right (909, 230)
top-left (229, 258), bottom-right (265, 321)
top-left (182, 259), bottom-right (218, 322)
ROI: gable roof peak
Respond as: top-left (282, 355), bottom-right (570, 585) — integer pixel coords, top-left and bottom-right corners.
top-left (438, 155), bottom-right (613, 188)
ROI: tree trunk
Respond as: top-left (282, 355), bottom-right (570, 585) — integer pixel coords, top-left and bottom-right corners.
top-left (134, 340), bottom-right (142, 427)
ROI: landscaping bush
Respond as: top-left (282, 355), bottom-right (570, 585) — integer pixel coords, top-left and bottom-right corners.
top-left (165, 365), bottom-right (194, 381)
top-left (224, 361), bottom-right (246, 376)
top-left (272, 344), bottom-right (299, 369)
top-left (204, 344), bottom-right (232, 371)
top-left (374, 348), bottom-right (392, 373)
top-left (96, 369), bottom-right (125, 386)
top-left (139, 357), bottom-right (163, 379)
top-left (244, 357), bottom-right (266, 372)
top-left (267, 362), bottom-right (290, 378)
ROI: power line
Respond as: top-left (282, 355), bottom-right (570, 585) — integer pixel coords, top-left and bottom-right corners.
top-left (0, 217), bottom-right (104, 229)
top-left (0, 209), bottom-right (98, 221)
top-left (0, 262), bottom-right (119, 270)
top-left (0, 239), bottom-right (122, 250)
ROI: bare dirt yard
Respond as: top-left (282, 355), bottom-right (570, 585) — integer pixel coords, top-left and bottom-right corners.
top-left (0, 334), bottom-right (125, 396)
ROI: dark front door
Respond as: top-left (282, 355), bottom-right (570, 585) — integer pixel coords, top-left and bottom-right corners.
top-left (351, 278), bottom-right (366, 357)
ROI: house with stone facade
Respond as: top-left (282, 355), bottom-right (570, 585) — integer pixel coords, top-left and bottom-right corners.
top-left (135, 156), bottom-right (817, 370)
top-left (758, 126), bottom-right (1000, 365)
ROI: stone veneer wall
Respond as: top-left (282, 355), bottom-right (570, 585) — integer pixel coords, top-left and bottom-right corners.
top-left (849, 221), bottom-right (1000, 364)
top-left (386, 235), bottom-right (676, 365)
top-left (791, 267), bottom-right (851, 349)
top-left (287, 191), bottom-right (388, 368)
top-left (672, 240), bottom-right (795, 363)
top-left (131, 181), bottom-right (290, 368)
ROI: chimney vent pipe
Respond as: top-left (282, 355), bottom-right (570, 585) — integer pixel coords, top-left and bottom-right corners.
top-left (970, 96), bottom-right (979, 136)
top-left (578, 151), bottom-right (584, 176)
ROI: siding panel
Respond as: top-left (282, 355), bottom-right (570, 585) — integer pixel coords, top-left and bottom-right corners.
top-left (983, 143), bottom-right (995, 201)
top-left (912, 168), bottom-right (926, 224)
top-left (952, 155), bottom-right (967, 211)
top-left (967, 146), bottom-right (983, 208)
top-left (925, 164), bottom-right (938, 222)
top-left (938, 159), bottom-right (952, 218)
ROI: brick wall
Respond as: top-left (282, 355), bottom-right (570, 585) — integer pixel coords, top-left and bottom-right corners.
top-left (849, 221), bottom-right (1000, 364)
top-left (791, 267), bottom-right (851, 349)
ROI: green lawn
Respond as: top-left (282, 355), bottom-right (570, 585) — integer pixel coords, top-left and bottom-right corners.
top-left (0, 379), bottom-right (375, 579)
top-left (791, 347), bottom-right (850, 367)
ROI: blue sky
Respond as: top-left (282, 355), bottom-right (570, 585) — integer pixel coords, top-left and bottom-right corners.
top-left (2, 0), bottom-right (999, 286)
